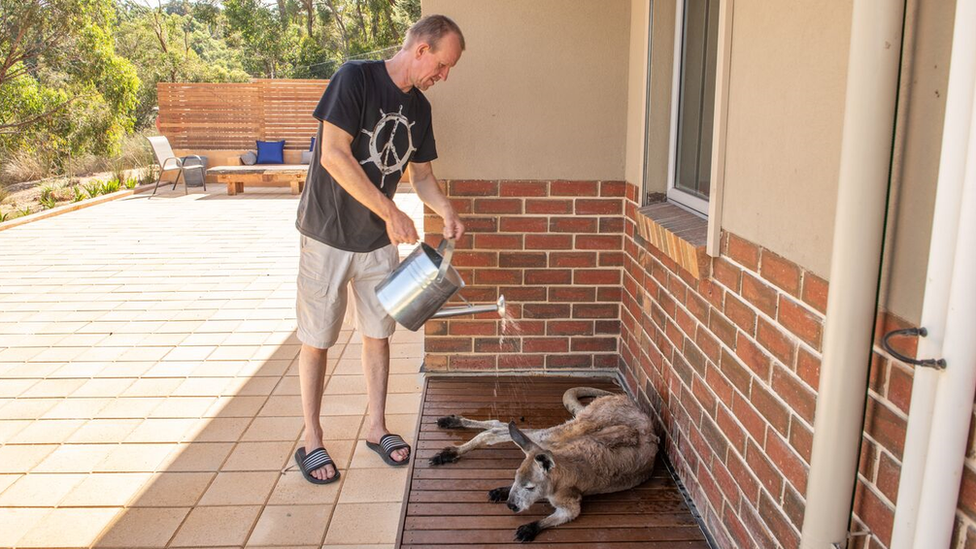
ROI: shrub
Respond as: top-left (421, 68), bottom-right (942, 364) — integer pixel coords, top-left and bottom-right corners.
top-left (102, 178), bottom-right (121, 194)
top-left (0, 149), bottom-right (54, 186)
top-left (84, 181), bottom-right (103, 199)
top-left (72, 186), bottom-right (85, 202)
top-left (124, 178), bottom-right (137, 189)
top-left (39, 194), bottom-right (58, 209)
top-left (18, 206), bottom-right (32, 217)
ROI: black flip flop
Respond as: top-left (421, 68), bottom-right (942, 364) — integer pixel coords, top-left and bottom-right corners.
top-left (366, 433), bottom-right (411, 467)
top-left (295, 447), bottom-right (340, 485)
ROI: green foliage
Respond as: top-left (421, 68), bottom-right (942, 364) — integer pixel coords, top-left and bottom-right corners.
top-left (124, 178), bottom-right (138, 189)
top-left (84, 181), bottom-right (103, 199)
top-left (103, 178), bottom-right (121, 193)
top-left (18, 206), bottom-right (32, 217)
top-left (72, 185), bottom-right (86, 202)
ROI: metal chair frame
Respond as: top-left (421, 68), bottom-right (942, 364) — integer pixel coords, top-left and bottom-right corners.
top-left (147, 136), bottom-right (207, 197)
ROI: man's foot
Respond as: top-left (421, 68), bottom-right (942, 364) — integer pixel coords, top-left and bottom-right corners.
top-left (365, 430), bottom-right (410, 464)
top-left (305, 441), bottom-right (338, 481)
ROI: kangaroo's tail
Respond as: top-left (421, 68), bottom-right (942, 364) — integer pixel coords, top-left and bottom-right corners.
top-left (563, 387), bottom-right (614, 416)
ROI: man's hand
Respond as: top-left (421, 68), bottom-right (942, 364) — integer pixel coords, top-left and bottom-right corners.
top-left (384, 207), bottom-right (419, 246)
top-left (443, 211), bottom-right (465, 241)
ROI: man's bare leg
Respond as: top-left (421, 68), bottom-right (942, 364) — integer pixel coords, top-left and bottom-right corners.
top-left (299, 344), bottom-right (337, 480)
top-left (362, 336), bottom-right (409, 463)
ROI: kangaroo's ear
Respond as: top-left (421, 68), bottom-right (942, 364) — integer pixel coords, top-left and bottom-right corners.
top-left (509, 421), bottom-right (540, 453)
top-left (535, 452), bottom-right (554, 473)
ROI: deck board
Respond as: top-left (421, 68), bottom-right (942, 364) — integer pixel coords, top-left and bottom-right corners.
top-left (395, 375), bottom-right (709, 548)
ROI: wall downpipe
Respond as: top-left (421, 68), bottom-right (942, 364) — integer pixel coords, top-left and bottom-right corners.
top-left (799, 0), bottom-right (905, 547)
top-left (890, 0), bottom-right (975, 545)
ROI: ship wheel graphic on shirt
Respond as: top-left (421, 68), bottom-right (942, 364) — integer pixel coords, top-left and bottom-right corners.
top-left (360, 105), bottom-right (415, 189)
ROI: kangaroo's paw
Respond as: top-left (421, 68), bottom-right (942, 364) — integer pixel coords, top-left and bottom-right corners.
top-left (437, 415), bottom-right (464, 429)
top-left (488, 486), bottom-right (511, 503)
top-left (428, 447), bottom-right (459, 466)
top-left (514, 521), bottom-right (542, 543)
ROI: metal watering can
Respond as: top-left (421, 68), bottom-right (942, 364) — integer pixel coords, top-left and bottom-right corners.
top-left (375, 238), bottom-right (506, 331)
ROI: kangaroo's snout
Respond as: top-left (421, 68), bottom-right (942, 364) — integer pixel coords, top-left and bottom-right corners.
top-left (507, 502), bottom-right (519, 512)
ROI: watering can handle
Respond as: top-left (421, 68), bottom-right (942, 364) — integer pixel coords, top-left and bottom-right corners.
top-left (435, 238), bottom-right (456, 283)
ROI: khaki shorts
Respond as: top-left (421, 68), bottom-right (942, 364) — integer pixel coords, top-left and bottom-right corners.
top-left (296, 235), bottom-right (398, 349)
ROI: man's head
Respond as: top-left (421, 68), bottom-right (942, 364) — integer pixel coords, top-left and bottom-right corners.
top-left (402, 14), bottom-right (465, 91)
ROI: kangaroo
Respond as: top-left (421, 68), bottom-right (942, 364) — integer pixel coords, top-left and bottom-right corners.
top-left (430, 387), bottom-right (660, 542)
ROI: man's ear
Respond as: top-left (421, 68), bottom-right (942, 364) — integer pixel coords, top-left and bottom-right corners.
top-left (535, 452), bottom-right (554, 473)
top-left (509, 421), bottom-right (540, 453)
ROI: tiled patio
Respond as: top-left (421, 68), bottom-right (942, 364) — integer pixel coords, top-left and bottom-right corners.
top-left (0, 184), bottom-right (427, 548)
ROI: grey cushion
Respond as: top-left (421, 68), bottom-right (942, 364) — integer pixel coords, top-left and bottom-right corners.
top-left (240, 151), bottom-right (258, 165)
top-left (180, 155), bottom-right (207, 187)
top-left (300, 150), bottom-right (313, 165)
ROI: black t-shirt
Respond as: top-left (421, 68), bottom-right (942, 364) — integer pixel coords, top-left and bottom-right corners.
top-left (296, 60), bottom-right (437, 252)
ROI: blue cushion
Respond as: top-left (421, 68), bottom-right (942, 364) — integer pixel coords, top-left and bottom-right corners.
top-left (256, 140), bottom-right (285, 164)
top-left (309, 137), bottom-right (316, 151)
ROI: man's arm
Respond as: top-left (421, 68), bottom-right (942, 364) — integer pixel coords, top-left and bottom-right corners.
top-left (407, 161), bottom-right (465, 240)
top-left (319, 121), bottom-right (418, 245)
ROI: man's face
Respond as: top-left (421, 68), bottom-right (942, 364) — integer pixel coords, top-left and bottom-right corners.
top-left (413, 32), bottom-right (462, 91)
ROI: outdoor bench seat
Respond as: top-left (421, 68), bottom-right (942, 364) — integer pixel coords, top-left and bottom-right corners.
top-left (208, 165), bottom-right (308, 195)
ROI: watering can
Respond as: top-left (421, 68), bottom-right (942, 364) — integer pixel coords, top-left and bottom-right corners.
top-left (375, 238), bottom-right (507, 331)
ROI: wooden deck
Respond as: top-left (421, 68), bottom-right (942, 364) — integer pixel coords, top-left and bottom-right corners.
top-left (396, 376), bottom-right (711, 549)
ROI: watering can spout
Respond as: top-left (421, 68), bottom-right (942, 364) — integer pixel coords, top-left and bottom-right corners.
top-left (432, 295), bottom-right (507, 320)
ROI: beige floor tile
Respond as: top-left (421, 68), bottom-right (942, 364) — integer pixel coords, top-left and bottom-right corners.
top-left (0, 473), bottom-right (21, 495)
top-left (370, 414), bottom-right (420, 442)
top-left (271, 375), bottom-right (301, 395)
top-left (0, 419), bottom-right (31, 442)
top-left (390, 342), bottom-right (424, 359)
top-left (335, 467), bottom-right (409, 504)
top-left (68, 418), bottom-right (142, 443)
top-left (118, 346), bottom-right (173, 362)
top-left (71, 377), bottom-right (136, 397)
top-left (204, 395), bottom-right (268, 417)
top-left (190, 360), bottom-right (246, 377)
top-left (267, 469), bottom-right (341, 506)
top-left (49, 362), bottom-right (110, 378)
top-left (0, 444), bottom-right (58, 473)
top-left (259, 394), bottom-right (304, 416)
top-left (222, 441), bottom-right (294, 471)
top-left (162, 442), bottom-right (235, 472)
top-left (0, 398), bottom-right (60, 420)
top-left (123, 378), bottom-right (184, 397)
top-left (125, 418), bottom-right (198, 443)
top-left (0, 508), bottom-right (52, 547)
top-left (94, 443), bottom-right (176, 472)
top-left (248, 358), bottom-right (294, 377)
top-left (322, 545), bottom-right (393, 549)
top-left (93, 507), bottom-right (190, 548)
top-left (209, 345), bottom-right (261, 361)
top-left (128, 472), bottom-right (215, 506)
top-left (323, 503), bottom-right (402, 545)
top-left (198, 471), bottom-right (279, 505)
top-left (15, 507), bottom-right (120, 548)
top-left (42, 397), bottom-right (112, 419)
top-left (8, 418), bottom-right (85, 443)
top-left (174, 376), bottom-right (233, 396)
top-left (247, 504), bottom-right (332, 546)
top-left (331, 359), bottom-right (364, 376)
top-left (60, 472), bottom-right (153, 506)
top-left (325, 375), bottom-right (367, 395)
top-left (242, 416), bottom-right (304, 441)
top-left (227, 376), bottom-right (280, 396)
top-left (0, 379), bottom-right (40, 397)
top-left (0, 473), bottom-right (87, 506)
top-left (185, 416), bottom-right (251, 442)
top-left (320, 394), bottom-right (369, 416)
top-left (388, 373), bottom-right (423, 394)
top-left (170, 505), bottom-right (261, 547)
top-left (381, 393), bottom-right (422, 415)
top-left (95, 397), bottom-right (164, 419)
top-left (97, 361), bottom-right (154, 378)
top-left (150, 396), bottom-right (217, 418)
top-left (163, 345), bottom-right (216, 362)
top-left (143, 361), bottom-right (197, 378)
top-left (317, 415), bottom-right (364, 441)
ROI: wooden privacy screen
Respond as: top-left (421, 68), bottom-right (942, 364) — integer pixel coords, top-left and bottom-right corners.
top-left (157, 79), bottom-right (329, 150)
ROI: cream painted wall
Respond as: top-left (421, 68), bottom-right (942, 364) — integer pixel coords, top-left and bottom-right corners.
top-left (421, 0), bottom-right (631, 181)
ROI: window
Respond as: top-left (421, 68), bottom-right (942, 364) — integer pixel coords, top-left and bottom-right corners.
top-left (667, 0), bottom-right (719, 215)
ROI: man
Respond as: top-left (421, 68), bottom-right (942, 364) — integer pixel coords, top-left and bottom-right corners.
top-left (293, 15), bottom-right (466, 484)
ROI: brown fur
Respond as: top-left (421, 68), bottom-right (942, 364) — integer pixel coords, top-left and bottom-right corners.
top-left (432, 387), bottom-right (660, 542)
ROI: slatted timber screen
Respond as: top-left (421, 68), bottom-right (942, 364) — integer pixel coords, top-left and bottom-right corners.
top-left (157, 79), bottom-right (329, 150)
top-left (398, 376), bottom-right (711, 548)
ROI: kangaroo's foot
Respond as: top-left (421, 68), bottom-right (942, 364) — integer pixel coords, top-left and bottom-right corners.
top-left (488, 486), bottom-right (511, 503)
top-left (428, 446), bottom-right (459, 466)
top-left (514, 521), bottom-right (542, 543)
top-left (436, 415), bottom-right (464, 429)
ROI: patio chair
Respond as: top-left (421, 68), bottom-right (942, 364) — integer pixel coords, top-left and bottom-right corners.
top-left (146, 136), bottom-right (207, 197)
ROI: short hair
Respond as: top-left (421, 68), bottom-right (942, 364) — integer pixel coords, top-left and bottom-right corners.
top-left (405, 14), bottom-right (465, 51)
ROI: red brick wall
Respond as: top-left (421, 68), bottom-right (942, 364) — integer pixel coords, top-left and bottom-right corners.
top-left (422, 180), bottom-right (626, 371)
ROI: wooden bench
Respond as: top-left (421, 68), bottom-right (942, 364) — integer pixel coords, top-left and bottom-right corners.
top-left (208, 165), bottom-right (308, 196)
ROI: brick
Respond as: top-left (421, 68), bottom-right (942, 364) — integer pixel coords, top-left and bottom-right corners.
top-left (571, 337), bottom-right (617, 352)
top-left (450, 180), bottom-right (498, 196)
top-left (502, 319), bottom-right (544, 336)
top-left (742, 273), bottom-right (778, 318)
top-left (451, 251), bottom-right (498, 268)
top-left (757, 317), bottom-right (796, 367)
top-left (498, 354), bottom-right (545, 369)
top-left (498, 252), bottom-right (546, 268)
top-left (721, 348), bottom-right (753, 397)
top-left (746, 441), bottom-right (784, 496)
top-left (474, 337), bottom-right (521, 353)
top-left (522, 337), bottom-right (569, 353)
top-left (766, 431), bottom-right (808, 494)
top-left (525, 199), bottom-right (573, 214)
top-left (547, 320), bottom-right (594, 336)
top-left (717, 404), bottom-right (747, 456)
top-left (601, 180), bottom-right (626, 197)
top-left (550, 217), bottom-right (598, 233)
top-left (573, 304), bottom-right (618, 319)
top-left (625, 182), bottom-right (638, 202)
top-left (551, 180), bottom-right (599, 196)
top-left (449, 355), bottom-right (495, 369)
top-left (499, 180), bottom-right (548, 197)
top-left (697, 327), bottom-right (720, 363)
top-left (448, 198), bottom-right (473, 213)
top-left (752, 383), bottom-right (790, 437)
top-left (734, 394), bottom-right (767, 444)
top-left (726, 294), bottom-right (757, 335)
top-left (795, 347), bottom-right (820, 390)
top-left (876, 450), bottom-right (900, 503)
top-left (772, 366), bottom-right (816, 424)
top-left (455, 286), bottom-right (497, 302)
top-left (758, 490), bottom-right (801, 549)
top-left (854, 483), bottom-right (894, 547)
top-left (525, 269), bottom-right (571, 285)
top-left (599, 251), bottom-right (624, 266)
top-left (498, 286), bottom-right (547, 302)
top-left (594, 320), bottom-right (620, 334)
top-left (782, 484), bottom-right (805, 531)
top-left (522, 304), bottom-right (571, 319)
top-left (801, 272), bottom-right (829, 314)
top-left (789, 417), bottom-right (813, 463)
top-left (474, 269), bottom-right (522, 285)
top-left (474, 234), bottom-right (523, 250)
top-left (449, 321), bottom-right (498, 336)
top-left (599, 217), bottom-right (625, 233)
top-left (761, 250), bottom-right (802, 296)
top-left (713, 257), bottom-right (742, 292)
top-left (460, 216), bottom-right (499, 233)
top-left (473, 198), bottom-right (522, 214)
top-left (709, 313), bottom-right (738, 350)
top-left (887, 363), bottom-right (913, 415)
top-left (425, 320), bottom-right (448, 336)
top-left (727, 233), bottom-right (760, 271)
top-left (550, 287), bottom-right (596, 302)
top-left (706, 363), bottom-right (734, 407)
top-left (427, 338), bottom-right (472, 352)
top-left (547, 354), bottom-right (592, 368)
top-left (576, 199), bottom-right (623, 215)
top-left (959, 466), bottom-right (976, 520)
top-left (550, 252), bottom-right (597, 268)
top-left (692, 377), bottom-right (718, 419)
top-left (525, 234), bottom-right (573, 250)
top-left (699, 279), bottom-right (725, 310)
top-left (736, 333), bottom-right (771, 379)
top-left (576, 235), bottom-right (622, 250)
top-left (499, 217), bottom-right (548, 233)
top-left (574, 269), bottom-right (621, 285)
top-left (863, 397), bottom-right (906, 459)
top-left (594, 353), bottom-right (619, 368)
top-left (728, 451), bottom-right (762, 504)
top-left (778, 297), bottom-right (823, 349)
